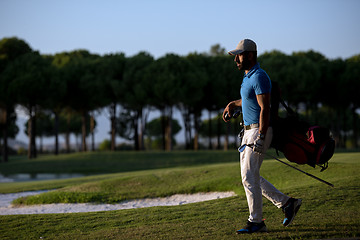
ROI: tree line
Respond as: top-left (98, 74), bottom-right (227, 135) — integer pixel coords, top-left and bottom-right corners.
top-left (0, 37), bottom-right (359, 161)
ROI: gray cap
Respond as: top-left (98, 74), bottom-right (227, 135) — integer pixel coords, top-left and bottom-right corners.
top-left (228, 39), bottom-right (257, 55)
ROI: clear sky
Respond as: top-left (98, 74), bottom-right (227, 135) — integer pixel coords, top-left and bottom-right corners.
top-left (1, 0), bottom-right (360, 146)
top-left (1, 0), bottom-right (359, 60)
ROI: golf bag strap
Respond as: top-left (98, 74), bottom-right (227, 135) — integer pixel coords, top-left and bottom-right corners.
top-left (280, 98), bottom-right (296, 116)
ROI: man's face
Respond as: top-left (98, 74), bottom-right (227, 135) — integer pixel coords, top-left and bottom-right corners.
top-left (234, 52), bottom-right (251, 71)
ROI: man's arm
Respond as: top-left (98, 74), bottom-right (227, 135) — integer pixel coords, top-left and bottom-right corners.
top-left (256, 93), bottom-right (271, 136)
top-left (222, 99), bottom-right (242, 122)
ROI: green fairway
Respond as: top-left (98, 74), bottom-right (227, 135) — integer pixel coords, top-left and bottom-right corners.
top-left (0, 150), bottom-right (241, 175)
top-left (0, 151), bottom-right (359, 239)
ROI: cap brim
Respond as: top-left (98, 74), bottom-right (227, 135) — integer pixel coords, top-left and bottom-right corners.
top-left (228, 49), bottom-right (244, 55)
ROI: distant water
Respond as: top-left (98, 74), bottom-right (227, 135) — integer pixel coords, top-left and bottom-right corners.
top-left (0, 173), bottom-right (87, 183)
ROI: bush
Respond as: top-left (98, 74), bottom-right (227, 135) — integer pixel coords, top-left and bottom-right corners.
top-left (98, 139), bottom-right (111, 151)
top-left (17, 147), bottom-right (27, 155)
top-left (116, 143), bottom-right (133, 151)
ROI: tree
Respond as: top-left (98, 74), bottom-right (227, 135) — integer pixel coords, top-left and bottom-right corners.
top-left (145, 117), bottom-right (181, 150)
top-left (201, 55), bottom-right (229, 149)
top-left (58, 109), bottom-right (78, 152)
top-left (5, 51), bottom-right (51, 158)
top-left (57, 110), bottom-right (94, 152)
top-left (342, 54), bottom-right (360, 148)
top-left (209, 44), bottom-right (226, 56)
top-left (199, 113), bottom-right (242, 149)
top-left (291, 51), bottom-right (325, 116)
top-left (259, 50), bottom-right (293, 105)
top-left (2, 36), bottom-right (360, 153)
top-left (150, 54), bottom-right (198, 150)
top-left (0, 107), bottom-right (18, 160)
top-left (25, 111), bottom-right (53, 153)
top-left (210, 55), bottom-right (240, 150)
top-left (59, 50), bottom-right (102, 152)
top-left (180, 53), bottom-right (208, 150)
top-left (98, 53), bottom-right (126, 151)
top-left (122, 52), bottom-right (154, 150)
top-left (0, 37), bottom-right (32, 161)
top-left (42, 54), bottom-right (68, 155)
top-left (116, 111), bottom-right (136, 142)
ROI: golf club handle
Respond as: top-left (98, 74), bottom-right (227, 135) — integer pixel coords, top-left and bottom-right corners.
top-left (225, 109), bottom-right (242, 121)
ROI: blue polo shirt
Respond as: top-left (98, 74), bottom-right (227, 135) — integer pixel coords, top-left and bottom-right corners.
top-left (240, 63), bottom-right (272, 126)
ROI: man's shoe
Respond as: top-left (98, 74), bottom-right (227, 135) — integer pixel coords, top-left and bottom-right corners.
top-left (236, 221), bottom-right (267, 234)
top-left (282, 198), bottom-right (302, 227)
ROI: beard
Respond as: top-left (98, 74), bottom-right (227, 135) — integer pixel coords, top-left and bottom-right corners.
top-left (237, 53), bottom-right (251, 70)
top-left (237, 56), bottom-right (251, 71)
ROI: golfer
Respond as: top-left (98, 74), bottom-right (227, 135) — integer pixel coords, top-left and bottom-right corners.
top-left (222, 39), bottom-right (302, 234)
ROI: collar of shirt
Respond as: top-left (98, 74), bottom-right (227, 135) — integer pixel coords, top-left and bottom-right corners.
top-left (243, 62), bottom-right (260, 79)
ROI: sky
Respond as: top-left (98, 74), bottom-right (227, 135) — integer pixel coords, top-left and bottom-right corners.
top-left (1, 0), bottom-right (360, 147)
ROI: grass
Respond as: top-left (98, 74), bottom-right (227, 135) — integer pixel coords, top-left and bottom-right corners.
top-left (0, 150), bottom-right (242, 175)
top-left (0, 151), bottom-right (360, 239)
top-left (9, 163), bottom-right (243, 204)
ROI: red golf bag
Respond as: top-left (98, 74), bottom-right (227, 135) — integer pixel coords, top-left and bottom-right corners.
top-left (271, 116), bottom-right (335, 171)
top-left (270, 83), bottom-right (335, 171)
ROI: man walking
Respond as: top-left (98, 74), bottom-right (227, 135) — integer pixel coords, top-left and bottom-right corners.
top-left (222, 39), bottom-right (302, 234)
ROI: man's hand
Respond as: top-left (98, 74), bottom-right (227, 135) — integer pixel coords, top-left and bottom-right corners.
top-left (222, 103), bottom-right (233, 122)
top-left (253, 135), bottom-right (265, 154)
top-left (222, 100), bottom-right (242, 122)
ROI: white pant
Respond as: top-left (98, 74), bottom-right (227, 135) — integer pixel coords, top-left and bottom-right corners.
top-left (240, 127), bottom-right (290, 223)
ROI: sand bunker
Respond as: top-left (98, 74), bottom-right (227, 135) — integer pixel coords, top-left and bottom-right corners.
top-left (0, 190), bottom-right (236, 215)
